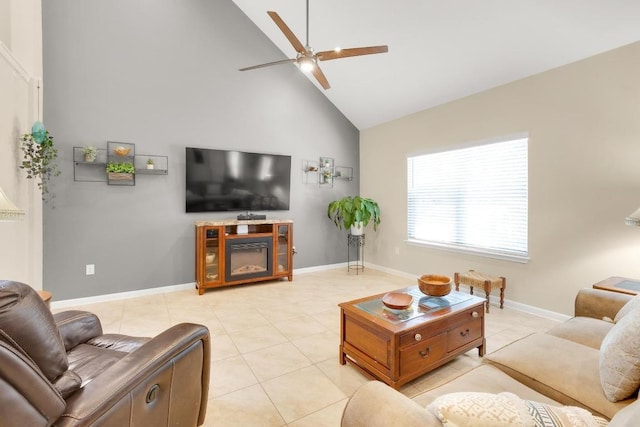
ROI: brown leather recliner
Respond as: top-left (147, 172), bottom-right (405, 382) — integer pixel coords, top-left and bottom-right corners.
top-left (0, 280), bottom-right (210, 426)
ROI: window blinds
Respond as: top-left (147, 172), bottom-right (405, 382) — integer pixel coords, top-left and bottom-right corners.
top-left (407, 137), bottom-right (528, 258)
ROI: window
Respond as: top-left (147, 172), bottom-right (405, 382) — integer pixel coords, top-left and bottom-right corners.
top-left (407, 136), bottom-right (528, 262)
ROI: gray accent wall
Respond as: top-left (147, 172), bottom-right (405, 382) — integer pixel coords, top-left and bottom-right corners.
top-left (42, 0), bottom-right (359, 300)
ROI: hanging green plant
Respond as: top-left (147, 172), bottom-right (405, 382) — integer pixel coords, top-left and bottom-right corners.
top-left (20, 121), bottom-right (61, 199)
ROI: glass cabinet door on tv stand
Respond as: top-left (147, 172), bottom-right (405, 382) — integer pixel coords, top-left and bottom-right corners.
top-left (275, 224), bottom-right (292, 279)
top-left (197, 226), bottom-right (223, 292)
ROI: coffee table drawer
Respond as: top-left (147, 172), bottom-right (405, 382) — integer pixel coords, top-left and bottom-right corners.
top-left (447, 317), bottom-right (482, 351)
top-left (399, 320), bottom-right (445, 348)
top-left (399, 332), bottom-right (447, 376)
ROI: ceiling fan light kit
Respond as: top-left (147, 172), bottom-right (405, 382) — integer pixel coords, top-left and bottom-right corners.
top-left (297, 52), bottom-right (316, 72)
top-left (239, 0), bottom-right (388, 90)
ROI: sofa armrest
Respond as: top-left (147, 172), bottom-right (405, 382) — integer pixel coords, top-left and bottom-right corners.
top-left (58, 323), bottom-right (210, 427)
top-left (54, 311), bottom-right (103, 351)
top-left (574, 288), bottom-right (633, 320)
top-left (341, 381), bottom-right (441, 427)
top-left (609, 397), bottom-right (640, 426)
top-left (0, 341), bottom-right (66, 426)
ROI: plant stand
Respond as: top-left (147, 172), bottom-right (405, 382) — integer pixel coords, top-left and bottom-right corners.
top-left (347, 233), bottom-right (365, 274)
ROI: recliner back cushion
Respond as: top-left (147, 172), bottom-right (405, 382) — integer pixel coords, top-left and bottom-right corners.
top-left (0, 281), bottom-right (68, 381)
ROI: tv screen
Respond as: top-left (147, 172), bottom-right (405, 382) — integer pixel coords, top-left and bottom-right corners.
top-left (185, 147), bottom-right (291, 212)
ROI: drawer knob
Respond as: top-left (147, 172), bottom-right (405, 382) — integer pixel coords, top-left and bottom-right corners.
top-left (419, 346), bottom-right (431, 359)
top-left (414, 333), bottom-right (422, 341)
top-left (471, 311), bottom-right (479, 318)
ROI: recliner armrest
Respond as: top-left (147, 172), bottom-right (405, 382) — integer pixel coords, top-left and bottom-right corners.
top-left (574, 288), bottom-right (633, 320)
top-left (0, 341), bottom-right (66, 426)
top-left (54, 311), bottom-right (103, 351)
top-left (58, 323), bottom-right (210, 427)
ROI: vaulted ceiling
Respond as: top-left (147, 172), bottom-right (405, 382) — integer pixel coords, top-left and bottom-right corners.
top-left (232, 0), bottom-right (640, 129)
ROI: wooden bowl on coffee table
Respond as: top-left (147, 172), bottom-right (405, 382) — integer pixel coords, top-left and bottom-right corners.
top-left (418, 274), bottom-right (452, 296)
top-left (382, 292), bottom-right (413, 310)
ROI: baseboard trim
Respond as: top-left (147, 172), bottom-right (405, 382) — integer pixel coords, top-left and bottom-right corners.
top-left (293, 262), bottom-right (348, 274)
top-left (50, 282), bottom-right (195, 309)
top-left (50, 264), bottom-right (347, 309)
top-left (51, 263), bottom-right (571, 322)
top-left (365, 262), bottom-right (571, 322)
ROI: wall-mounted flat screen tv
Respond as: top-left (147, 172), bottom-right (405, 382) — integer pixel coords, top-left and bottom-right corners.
top-left (185, 147), bottom-right (291, 212)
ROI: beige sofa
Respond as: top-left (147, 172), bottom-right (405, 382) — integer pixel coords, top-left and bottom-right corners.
top-left (342, 288), bottom-right (640, 426)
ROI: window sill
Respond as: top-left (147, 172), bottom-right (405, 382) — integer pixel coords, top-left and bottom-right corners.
top-left (405, 239), bottom-right (530, 264)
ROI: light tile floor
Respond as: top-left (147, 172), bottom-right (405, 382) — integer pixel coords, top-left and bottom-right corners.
top-left (53, 268), bottom-right (561, 426)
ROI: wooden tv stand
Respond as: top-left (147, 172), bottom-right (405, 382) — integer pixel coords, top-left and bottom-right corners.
top-left (194, 219), bottom-right (293, 294)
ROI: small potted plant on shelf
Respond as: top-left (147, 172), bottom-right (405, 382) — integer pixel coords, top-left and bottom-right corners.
top-left (81, 146), bottom-right (97, 162)
top-left (327, 195), bottom-right (381, 235)
top-left (322, 168), bottom-right (332, 184)
top-left (146, 158), bottom-right (154, 170)
top-left (106, 161), bottom-right (135, 180)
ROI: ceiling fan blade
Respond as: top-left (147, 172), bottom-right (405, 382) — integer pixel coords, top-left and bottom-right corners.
top-left (267, 11), bottom-right (306, 54)
top-left (239, 58), bottom-right (296, 71)
top-left (311, 65), bottom-right (331, 90)
top-left (317, 45), bottom-right (389, 61)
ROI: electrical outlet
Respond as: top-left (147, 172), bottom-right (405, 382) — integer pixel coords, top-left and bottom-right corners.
top-left (292, 246), bottom-right (297, 255)
top-left (86, 264), bottom-right (95, 275)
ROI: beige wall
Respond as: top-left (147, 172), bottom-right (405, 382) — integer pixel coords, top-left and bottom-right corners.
top-left (0, 0), bottom-right (43, 288)
top-left (361, 42), bottom-right (640, 315)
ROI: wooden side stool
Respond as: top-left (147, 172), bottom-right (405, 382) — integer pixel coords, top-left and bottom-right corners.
top-left (454, 270), bottom-right (506, 313)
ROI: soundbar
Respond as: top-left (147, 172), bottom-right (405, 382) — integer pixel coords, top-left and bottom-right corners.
top-left (237, 213), bottom-right (267, 220)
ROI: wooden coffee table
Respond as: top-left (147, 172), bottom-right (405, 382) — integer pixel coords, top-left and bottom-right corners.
top-left (339, 286), bottom-right (486, 389)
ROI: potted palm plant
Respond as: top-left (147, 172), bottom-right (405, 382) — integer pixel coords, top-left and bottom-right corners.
top-left (327, 196), bottom-right (381, 235)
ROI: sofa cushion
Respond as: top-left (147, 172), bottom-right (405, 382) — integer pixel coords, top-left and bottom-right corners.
top-left (427, 391), bottom-right (608, 427)
top-left (0, 281), bottom-right (68, 382)
top-left (521, 400), bottom-right (608, 427)
top-left (428, 391), bottom-right (527, 426)
top-left (545, 317), bottom-right (613, 350)
top-left (485, 333), bottom-right (631, 419)
top-left (599, 307), bottom-right (640, 402)
top-left (613, 294), bottom-right (640, 323)
top-left (414, 364), bottom-right (561, 408)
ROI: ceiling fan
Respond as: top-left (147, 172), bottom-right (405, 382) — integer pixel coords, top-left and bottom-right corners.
top-left (239, 0), bottom-right (389, 90)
